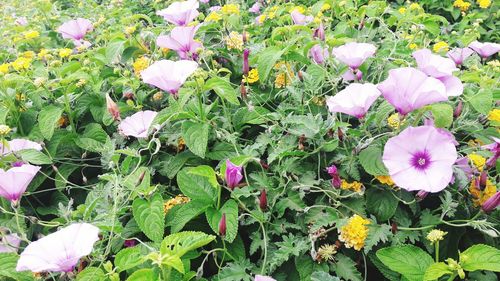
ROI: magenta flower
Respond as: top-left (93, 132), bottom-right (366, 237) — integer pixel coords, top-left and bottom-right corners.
top-left (382, 126), bottom-right (457, 193)
top-left (156, 0), bottom-right (199, 26)
top-left (255, 276), bottom-right (277, 281)
top-left (16, 223), bottom-right (99, 273)
top-left (331, 42), bottom-right (377, 69)
top-left (0, 164), bottom-right (40, 203)
top-left (314, 23), bottom-right (325, 41)
top-left (326, 83), bottom-right (381, 118)
top-left (0, 139), bottom-right (42, 156)
top-left (225, 159), bottom-right (243, 190)
top-left (342, 69), bottom-right (363, 81)
top-left (447, 48), bottom-right (474, 66)
top-left (0, 233), bottom-right (21, 253)
top-left (218, 213), bottom-right (226, 236)
top-left (309, 44), bottom-right (329, 64)
top-left (468, 41), bottom-right (500, 58)
top-left (290, 10), bottom-right (313, 25)
top-left (243, 49), bottom-right (250, 76)
top-left (483, 137), bottom-right (500, 167)
top-left (412, 49), bottom-right (463, 97)
top-left (326, 165), bottom-right (341, 188)
top-left (481, 192), bottom-right (500, 213)
top-left (249, 2), bottom-right (262, 14)
top-left (454, 157), bottom-right (474, 182)
top-left (377, 67), bottom-right (447, 115)
top-left (156, 26), bottom-right (202, 60)
top-left (141, 60), bottom-right (198, 95)
top-left (57, 18), bottom-right (93, 42)
top-left (118, 111), bottom-right (158, 139)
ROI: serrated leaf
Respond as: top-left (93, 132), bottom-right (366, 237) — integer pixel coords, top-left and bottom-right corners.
top-left (332, 254), bottom-right (362, 281)
top-left (0, 253), bottom-right (34, 281)
top-left (168, 200), bottom-right (210, 233)
top-left (187, 165), bottom-right (218, 188)
top-left (115, 246), bottom-right (145, 272)
top-left (466, 88), bottom-right (492, 115)
top-left (126, 268), bottom-right (156, 281)
top-left (177, 169), bottom-right (217, 204)
top-left (423, 263), bottom-right (453, 281)
top-left (311, 271), bottom-right (341, 281)
top-left (18, 149), bottom-right (52, 165)
top-left (132, 193), bottom-right (165, 242)
top-left (366, 188), bottom-right (398, 221)
top-left (364, 223), bottom-right (392, 253)
top-left (105, 40), bottom-right (125, 64)
top-left (377, 245), bottom-right (434, 281)
top-left (160, 231), bottom-right (215, 259)
top-left (204, 77), bottom-right (239, 105)
top-left (181, 121), bottom-right (209, 158)
top-left (460, 244), bottom-right (500, 272)
top-left (76, 267), bottom-right (106, 281)
top-left (428, 103), bottom-right (453, 128)
top-left (256, 46), bottom-right (285, 82)
top-left (359, 146), bottom-right (388, 176)
top-left (205, 199), bottom-right (239, 242)
top-left (38, 105), bottom-right (63, 140)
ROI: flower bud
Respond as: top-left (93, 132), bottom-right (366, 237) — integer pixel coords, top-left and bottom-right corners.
top-left (298, 70), bottom-right (304, 82)
top-left (453, 100), bottom-right (462, 118)
top-left (481, 191), bottom-right (500, 213)
top-left (242, 31), bottom-right (248, 44)
top-left (243, 49), bottom-right (250, 76)
top-left (416, 190), bottom-right (429, 201)
top-left (225, 159), bottom-right (243, 190)
top-left (123, 91), bottom-right (134, 100)
top-left (240, 82), bottom-right (247, 100)
top-left (337, 127), bottom-right (344, 141)
top-left (259, 190), bottom-right (267, 211)
top-left (106, 93), bottom-right (121, 121)
top-left (124, 239), bottom-right (137, 247)
top-left (478, 171), bottom-right (488, 190)
top-left (313, 23), bottom-right (325, 41)
top-left (218, 213), bottom-right (227, 237)
top-left (326, 165), bottom-right (341, 188)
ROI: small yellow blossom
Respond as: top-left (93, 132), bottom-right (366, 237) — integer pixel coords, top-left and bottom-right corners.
top-left (468, 153), bottom-right (486, 171)
top-left (290, 6), bottom-right (305, 14)
top-left (11, 57), bottom-right (32, 71)
top-left (256, 14), bottom-right (266, 24)
top-left (58, 48), bottom-right (73, 58)
top-left (478, 0), bottom-right (491, 8)
top-left (409, 3), bottom-right (420, 10)
top-left (376, 175), bottom-right (395, 186)
top-left (339, 215), bottom-right (370, 251)
top-left (16, 93), bottom-right (26, 101)
top-left (221, 4), bottom-right (240, 15)
top-left (433, 41), bottom-right (449, 53)
top-left (398, 7), bottom-right (407, 14)
top-left (132, 56), bottom-right (149, 76)
top-left (243, 69), bottom-right (259, 84)
top-left (317, 244), bottom-right (337, 262)
top-left (33, 77), bottom-right (46, 87)
top-left (453, 0), bottom-right (471, 12)
top-left (274, 62), bottom-right (294, 88)
top-left (205, 11), bottom-right (222, 22)
top-left (409, 43), bottom-right (418, 50)
top-left (340, 180), bottom-right (364, 193)
top-left (225, 31), bottom-right (244, 51)
top-left (76, 79), bottom-right (86, 87)
top-left (22, 51), bottom-right (35, 59)
top-left (487, 109), bottom-right (500, 122)
top-left (0, 125), bottom-right (12, 136)
top-left (487, 60), bottom-right (500, 68)
top-left (153, 91), bottom-right (163, 101)
top-left (38, 49), bottom-right (49, 60)
top-left (125, 25), bottom-right (136, 34)
top-left (321, 4), bottom-right (331, 11)
top-left (426, 229), bottom-right (447, 243)
top-left (23, 30), bottom-right (40, 39)
top-left (0, 63), bottom-right (10, 74)
top-left (164, 195), bottom-right (190, 214)
top-left (387, 113), bottom-right (402, 129)
top-left (469, 178), bottom-right (496, 206)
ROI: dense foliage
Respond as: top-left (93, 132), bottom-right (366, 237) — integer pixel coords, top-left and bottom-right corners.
top-left (0, 0), bottom-right (499, 280)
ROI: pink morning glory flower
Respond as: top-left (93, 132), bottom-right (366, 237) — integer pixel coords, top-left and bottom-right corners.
top-left (309, 44), bottom-right (329, 64)
top-left (57, 18), bottom-right (93, 41)
top-left (377, 67), bottom-right (448, 115)
top-left (141, 60), bottom-right (198, 95)
top-left (0, 139), bottom-right (43, 156)
top-left (483, 137), bottom-right (500, 167)
top-left (447, 48), bottom-right (474, 66)
top-left (156, 26), bottom-right (202, 60)
top-left (16, 223), bottom-right (99, 273)
top-left (0, 164), bottom-right (40, 203)
top-left (249, 2), bottom-right (262, 14)
top-left (326, 83), bottom-right (381, 118)
top-left (290, 10), bottom-right (313, 25)
top-left (313, 23), bottom-right (326, 41)
top-left (157, 0), bottom-right (199, 26)
top-left (412, 49), bottom-right (463, 97)
top-left (331, 42), bottom-right (377, 69)
top-left (468, 41), bottom-right (500, 58)
top-left (255, 275), bottom-right (277, 281)
top-left (0, 233), bottom-right (21, 253)
top-left (118, 110), bottom-right (158, 139)
top-left (225, 159), bottom-right (243, 190)
top-left (15, 17), bottom-right (28, 26)
top-left (382, 126), bottom-right (457, 193)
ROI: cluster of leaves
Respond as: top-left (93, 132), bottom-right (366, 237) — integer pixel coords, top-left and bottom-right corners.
top-left (0, 0), bottom-right (499, 280)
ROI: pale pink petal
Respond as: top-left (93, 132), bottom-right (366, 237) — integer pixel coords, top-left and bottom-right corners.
top-left (413, 49), bottom-right (457, 78)
top-left (141, 60), bottom-right (198, 93)
top-left (118, 110), bottom-right (158, 138)
top-left (255, 275), bottom-right (277, 281)
top-left (57, 18), bottom-right (93, 40)
top-left (0, 234), bottom-right (21, 253)
top-left (326, 83), bottom-right (381, 118)
top-left (468, 41), bottom-right (500, 58)
top-left (447, 48), bottom-right (474, 65)
top-left (157, 0), bottom-right (200, 26)
top-left (0, 139), bottom-right (42, 156)
top-left (0, 164), bottom-right (40, 202)
top-left (438, 75), bottom-right (463, 97)
top-left (331, 42), bottom-right (377, 69)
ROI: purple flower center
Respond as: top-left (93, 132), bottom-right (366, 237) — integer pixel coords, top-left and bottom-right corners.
top-left (12, 161), bottom-right (24, 167)
top-left (411, 150), bottom-right (431, 171)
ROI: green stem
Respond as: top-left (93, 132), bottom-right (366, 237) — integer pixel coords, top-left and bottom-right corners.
top-left (217, 185), bottom-right (222, 209)
top-left (446, 273), bottom-right (457, 281)
top-left (435, 241), bottom-right (439, 262)
top-left (63, 91), bottom-right (76, 133)
top-left (198, 93), bottom-right (205, 121)
top-left (259, 220), bottom-right (268, 275)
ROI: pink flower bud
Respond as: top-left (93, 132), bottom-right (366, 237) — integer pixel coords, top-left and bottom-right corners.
top-left (106, 94), bottom-right (121, 121)
top-left (481, 192), bottom-right (500, 213)
top-left (259, 190), bottom-right (267, 211)
top-left (313, 23), bottom-right (325, 41)
top-left (218, 213), bottom-right (226, 237)
top-left (243, 49), bottom-right (250, 76)
top-left (454, 100), bottom-right (463, 118)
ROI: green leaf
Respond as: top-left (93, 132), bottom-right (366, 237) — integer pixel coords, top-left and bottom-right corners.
top-left (205, 199), bottom-right (239, 242)
top-left (187, 165), bottom-right (218, 188)
top-left (359, 146), bottom-right (388, 176)
top-left (76, 267), bottom-right (106, 281)
top-left (460, 244), bottom-right (500, 272)
top-left (18, 149), bottom-right (52, 165)
top-left (377, 245), bottom-right (434, 281)
top-left (423, 263), bottom-right (453, 281)
top-left (364, 223), bottom-right (392, 253)
top-left (105, 40), bottom-right (125, 64)
top-left (167, 200), bottom-right (210, 233)
top-left (181, 121), bottom-right (209, 158)
top-left (126, 268), bottom-right (156, 281)
top-left (204, 77), bottom-right (239, 105)
top-left (366, 188), bottom-right (398, 221)
top-left (332, 254), bottom-right (362, 281)
top-left (0, 253), bottom-right (34, 281)
top-left (132, 193), bottom-right (165, 242)
top-left (114, 246), bottom-right (145, 272)
top-left (160, 231), bottom-right (215, 258)
top-left (311, 271), bottom-right (341, 281)
top-left (38, 105), bottom-right (63, 140)
top-left (176, 169), bottom-right (217, 204)
top-left (256, 46), bottom-right (285, 82)
top-left (466, 88), bottom-right (492, 115)
top-left (428, 103), bottom-right (453, 128)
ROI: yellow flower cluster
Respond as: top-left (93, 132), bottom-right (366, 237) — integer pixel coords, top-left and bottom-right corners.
top-left (23, 30), bottom-right (40, 39)
top-left (340, 180), bottom-right (364, 192)
top-left (290, 6), bottom-right (305, 14)
top-left (0, 63), bottom-right (10, 74)
top-left (321, 4), bottom-right (331, 11)
top-left (243, 69), bottom-right (259, 84)
top-left (409, 3), bottom-right (421, 10)
top-left (487, 109), bottom-right (500, 122)
top-left (339, 215), bottom-right (370, 251)
top-left (469, 178), bottom-right (496, 206)
top-left (409, 43), bottom-right (418, 50)
top-left (163, 195), bottom-right (190, 214)
top-left (375, 175), bottom-right (395, 186)
top-left (387, 113), bottom-right (402, 129)
top-left (478, 0), bottom-right (491, 8)
top-left (125, 25), bottom-right (136, 35)
top-left (225, 31), bottom-right (244, 51)
top-left (453, 0), bottom-right (471, 12)
top-left (426, 229), bottom-right (447, 243)
top-left (58, 48), bottom-right (73, 58)
top-left (468, 153), bottom-right (486, 171)
top-left (205, 11), bottom-right (222, 22)
top-left (221, 4), bottom-right (240, 15)
top-left (11, 57), bottom-right (32, 71)
top-left (0, 125), bottom-right (12, 136)
top-left (133, 56), bottom-right (149, 76)
top-left (398, 7), bottom-right (407, 14)
top-left (433, 41), bottom-right (449, 53)
top-left (38, 49), bottom-right (51, 60)
top-left (274, 61), bottom-right (294, 88)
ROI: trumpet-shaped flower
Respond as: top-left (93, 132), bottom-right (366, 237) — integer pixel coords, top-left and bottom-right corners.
top-left (0, 164), bottom-right (40, 203)
top-left (16, 223), bottom-right (99, 273)
top-left (156, 26), bottom-right (202, 60)
top-left (0, 233), bottom-right (21, 253)
top-left (290, 10), bottom-right (313, 25)
top-left (249, 2), bottom-right (262, 14)
top-left (326, 83), bottom-right (381, 118)
top-left (118, 111), bottom-right (158, 138)
top-left (141, 60), bottom-right (198, 94)
top-left (255, 276), bottom-right (276, 281)
top-left (377, 67), bottom-right (447, 115)
top-left (57, 18), bottom-right (93, 41)
top-left (225, 159), bottom-right (243, 189)
top-left (447, 48), bottom-right (474, 66)
top-left (157, 0), bottom-right (199, 26)
top-left (0, 139), bottom-right (42, 156)
top-left (331, 42), bottom-right (377, 69)
top-left (382, 126), bottom-right (457, 193)
top-left (468, 41), bottom-right (500, 58)
top-left (309, 44), bottom-right (329, 64)
top-left (413, 49), bottom-right (462, 96)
